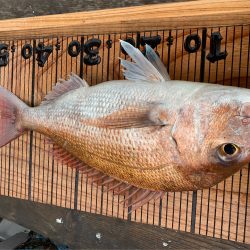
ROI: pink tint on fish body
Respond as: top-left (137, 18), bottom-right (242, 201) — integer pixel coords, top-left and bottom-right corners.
top-left (0, 41), bottom-right (249, 210)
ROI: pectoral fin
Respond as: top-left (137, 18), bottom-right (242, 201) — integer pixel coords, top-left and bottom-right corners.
top-left (84, 103), bottom-right (169, 129)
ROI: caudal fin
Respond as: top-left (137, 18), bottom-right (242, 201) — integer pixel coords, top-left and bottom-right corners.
top-left (0, 86), bottom-right (28, 147)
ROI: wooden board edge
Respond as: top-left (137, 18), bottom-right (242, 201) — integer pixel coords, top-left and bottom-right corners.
top-left (0, 196), bottom-right (249, 249)
top-left (0, 0), bottom-right (249, 40)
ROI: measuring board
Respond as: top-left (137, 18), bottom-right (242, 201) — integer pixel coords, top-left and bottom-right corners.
top-left (0, 0), bottom-right (249, 244)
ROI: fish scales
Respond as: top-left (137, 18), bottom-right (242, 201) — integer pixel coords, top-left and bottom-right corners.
top-left (22, 81), bottom-right (194, 191)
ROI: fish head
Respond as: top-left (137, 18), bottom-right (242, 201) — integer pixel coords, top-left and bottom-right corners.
top-left (172, 86), bottom-right (250, 189)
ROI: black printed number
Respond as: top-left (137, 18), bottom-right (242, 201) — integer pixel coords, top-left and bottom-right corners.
top-left (35, 42), bottom-right (53, 67)
top-left (83, 39), bottom-right (101, 65)
top-left (21, 44), bottom-right (33, 59)
top-left (0, 44), bottom-right (9, 67)
top-left (206, 32), bottom-right (228, 63)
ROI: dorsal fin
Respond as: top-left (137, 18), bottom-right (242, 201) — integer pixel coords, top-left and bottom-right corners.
top-left (145, 44), bottom-right (170, 81)
top-left (120, 40), bottom-right (170, 83)
top-left (41, 73), bottom-right (88, 105)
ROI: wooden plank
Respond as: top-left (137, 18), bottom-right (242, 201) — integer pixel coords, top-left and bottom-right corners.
top-left (0, 0), bottom-right (249, 246)
top-left (0, 0), bottom-right (249, 40)
top-left (0, 26), bottom-right (249, 243)
top-left (0, 196), bottom-right (249, 249)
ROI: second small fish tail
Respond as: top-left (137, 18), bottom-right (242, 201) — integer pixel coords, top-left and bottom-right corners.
top-left (0, 86), bottom-right (29, 147)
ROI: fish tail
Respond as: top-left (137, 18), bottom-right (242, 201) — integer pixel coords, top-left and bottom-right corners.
top-left (0, 86), bottom-right (28, 147)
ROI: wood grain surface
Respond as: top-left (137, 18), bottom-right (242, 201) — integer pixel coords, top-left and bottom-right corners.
top-left (0, 196), bottom-right (249, 249)
top-left (0, 0), bottom-right (249, 247)
top-left (0, 0), bottom-right (249, 40)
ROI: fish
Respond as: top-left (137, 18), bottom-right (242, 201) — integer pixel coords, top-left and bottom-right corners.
top-left (0, 40), bottom-right (249, 210)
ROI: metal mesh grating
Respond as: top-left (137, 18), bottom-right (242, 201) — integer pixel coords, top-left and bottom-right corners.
top-left (0, 25), bottom-right (249, 243)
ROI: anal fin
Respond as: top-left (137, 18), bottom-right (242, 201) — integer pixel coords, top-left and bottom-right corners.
top-left (45, 138), bottom-right (165, 212)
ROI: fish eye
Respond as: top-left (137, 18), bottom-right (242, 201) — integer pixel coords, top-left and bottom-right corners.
top-left (217, 143), bottom-right (241, 162)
